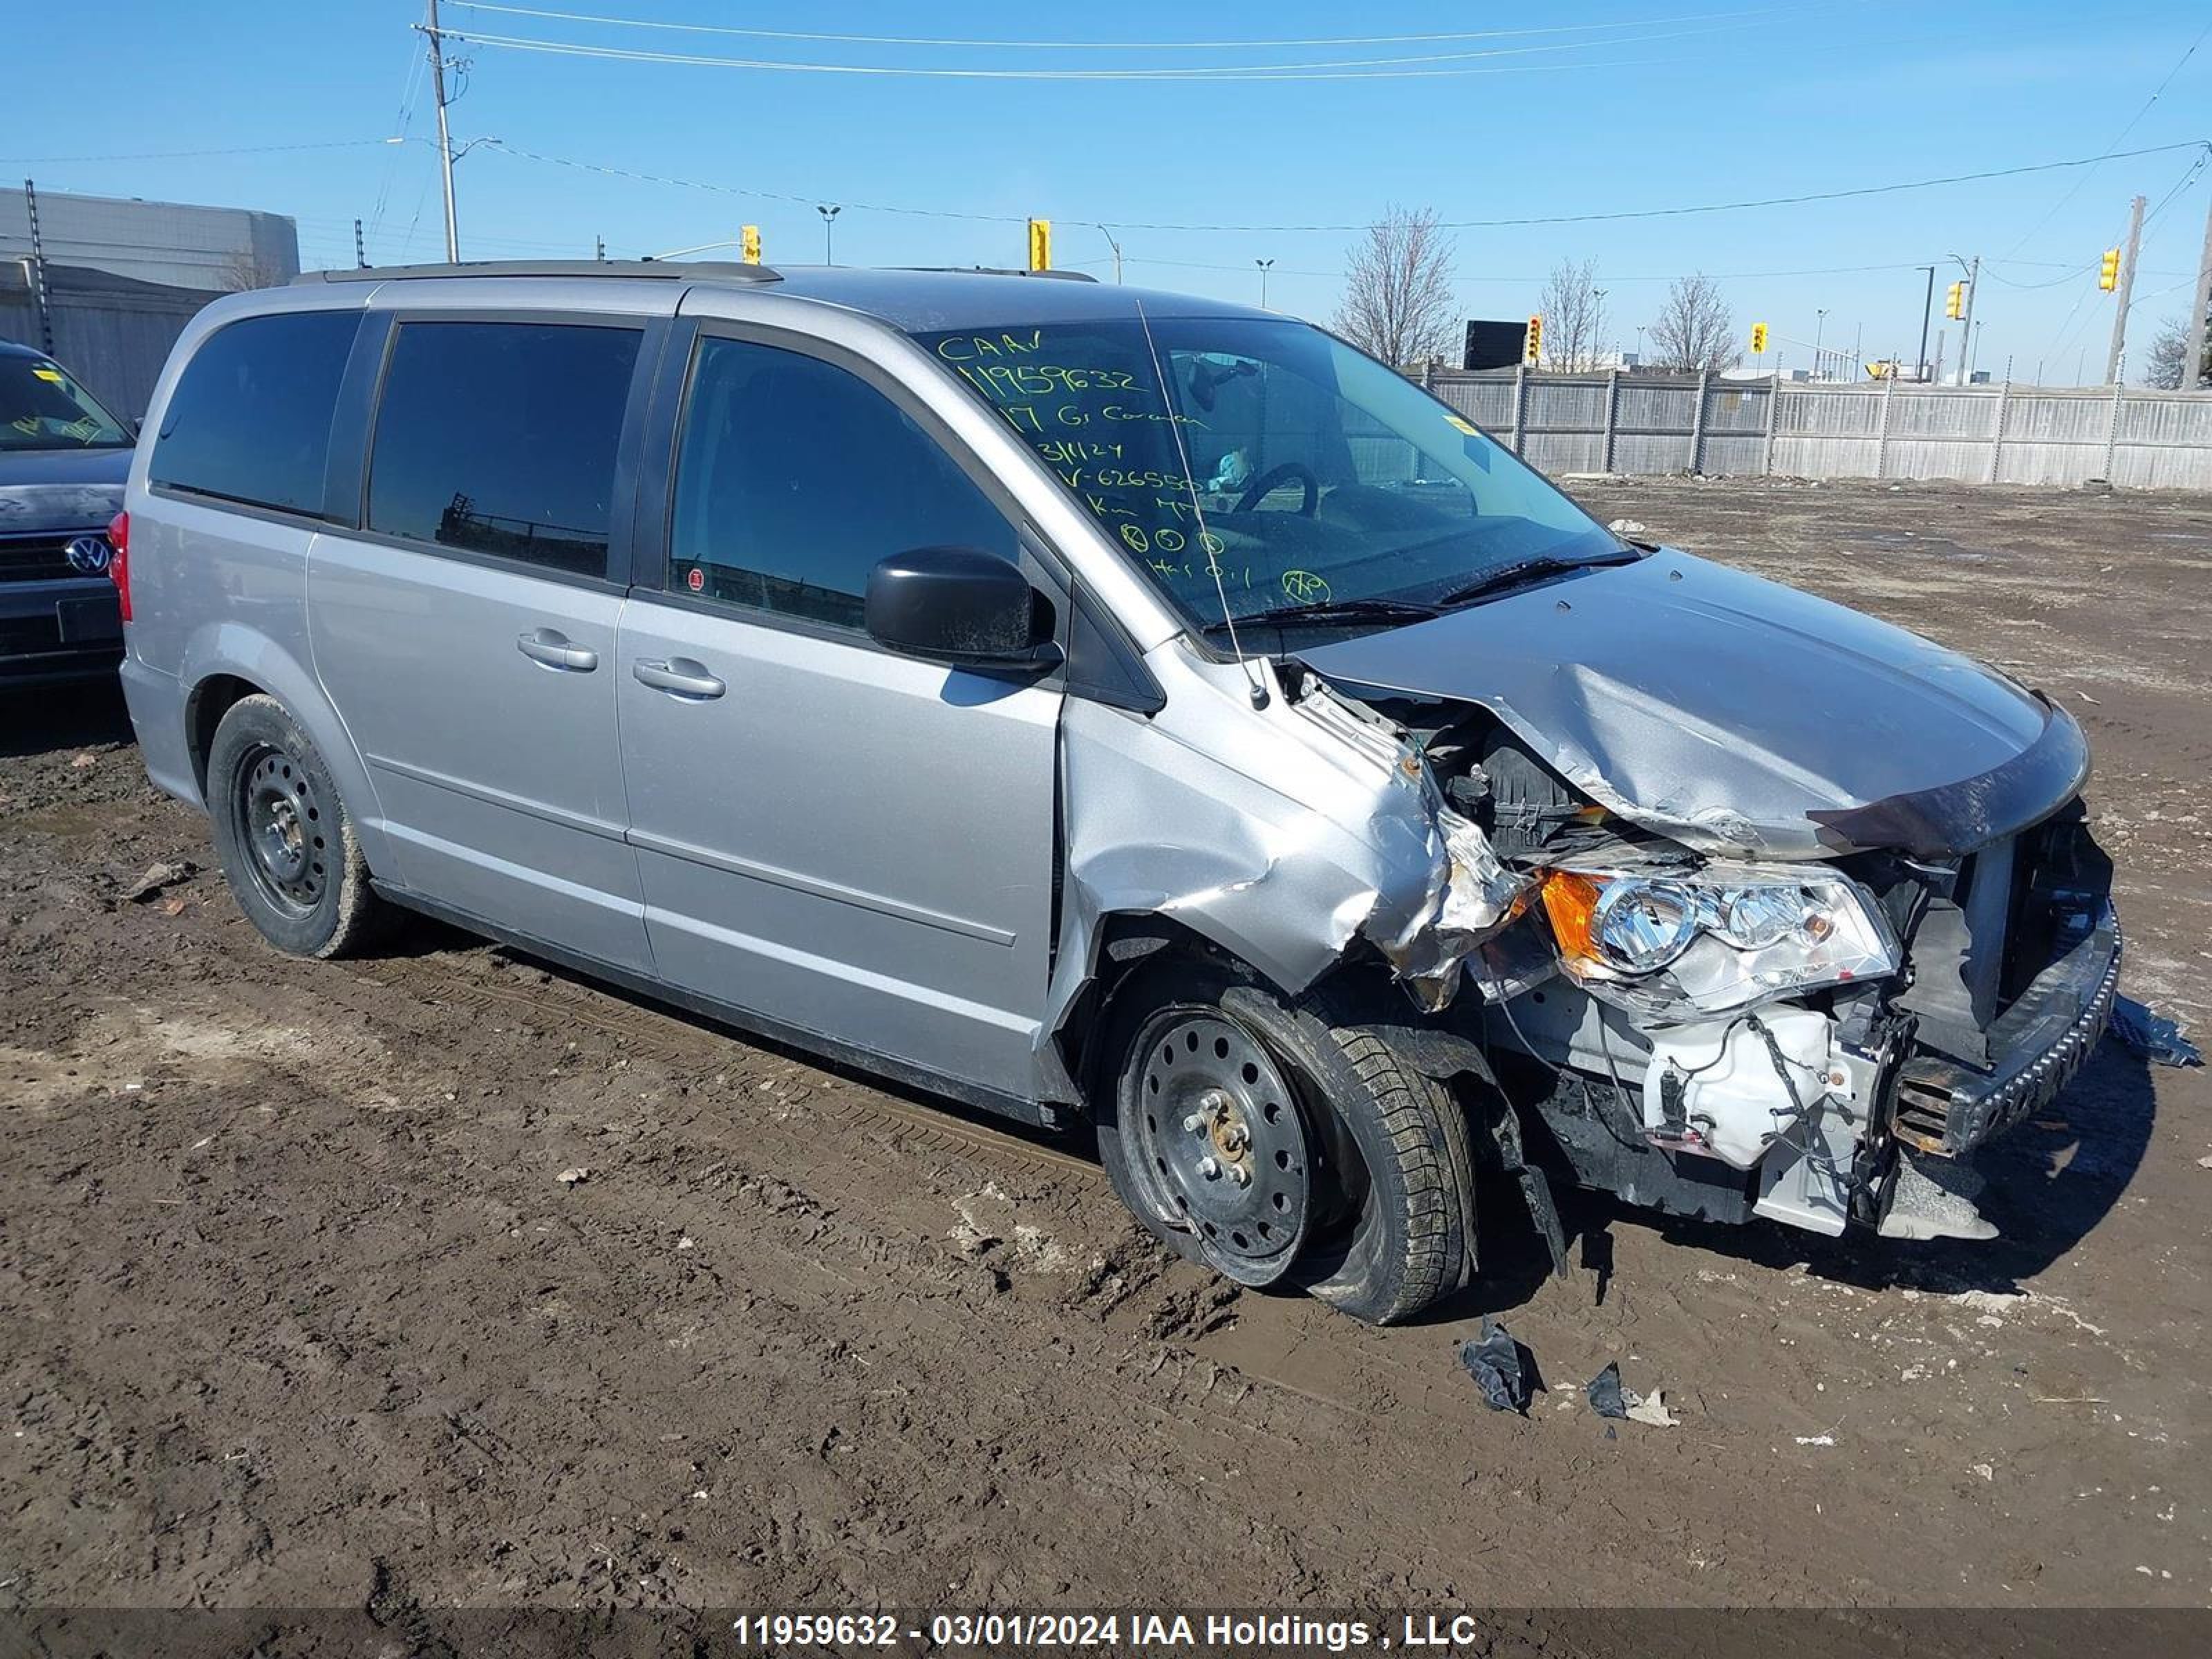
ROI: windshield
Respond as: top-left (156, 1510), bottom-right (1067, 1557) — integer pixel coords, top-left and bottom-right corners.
top-left (913, 314), bottom-right (1624, 632)
top-left (0, 353), bottom-right (132, 453)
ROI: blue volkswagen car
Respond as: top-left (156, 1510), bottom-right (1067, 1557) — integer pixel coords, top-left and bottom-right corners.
top-left (1, 339), bottom-right (132, 687)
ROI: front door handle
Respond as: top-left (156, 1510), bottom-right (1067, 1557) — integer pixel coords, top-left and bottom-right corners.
top-left (516, 628), bottom-right (599, 672)
top-left (633, 657), bottom-right (727, 700)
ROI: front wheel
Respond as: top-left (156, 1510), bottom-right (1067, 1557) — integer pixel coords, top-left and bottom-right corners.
top-left (1096, 959), bottom-right (1476, 1324)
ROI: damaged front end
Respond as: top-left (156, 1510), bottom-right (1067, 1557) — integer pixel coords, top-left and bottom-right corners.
top-left (1298, 679), bottom-right (2120, 1248)
top-left (1047, 545), bottom-right (2119, 1254)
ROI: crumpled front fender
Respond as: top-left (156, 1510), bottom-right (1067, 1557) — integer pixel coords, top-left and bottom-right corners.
top-left (1043, 655), bottom-right (1524, 1070)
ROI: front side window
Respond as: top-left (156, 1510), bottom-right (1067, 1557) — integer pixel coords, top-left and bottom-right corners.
top-left (913, 315), bottom-right (1624, 635)
top-left (0, 353), bottom-right (132, 453)
top-left (150, 310), bottom-right (358, 512)
top-left (367, 321), bottom-right (641, 579)
top-left (668, 336), bottom-right (1016, 629)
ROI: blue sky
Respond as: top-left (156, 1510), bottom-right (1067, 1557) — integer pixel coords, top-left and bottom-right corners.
top-left (9, 1), bottom-right (2209, 382)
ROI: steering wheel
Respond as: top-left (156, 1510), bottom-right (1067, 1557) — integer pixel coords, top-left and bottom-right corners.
top-left (1232, 460), bottom-right (1321, 516)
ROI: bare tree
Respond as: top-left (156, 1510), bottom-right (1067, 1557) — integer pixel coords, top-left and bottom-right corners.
top-left (219, 247), bottom-right (289, 292)
top-left (1334, 205), bottom-right (1459, 369)
top-left (1646, 273), bottom-right (1741, 373)
top-left (1536, 257), bottom-right (1609, 371)
top-left (2142, 313), bottom-right (2207, 390)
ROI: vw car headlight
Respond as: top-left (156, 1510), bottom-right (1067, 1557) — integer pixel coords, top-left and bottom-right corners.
top-left (1537, 862), bottom-right (1898, 1017)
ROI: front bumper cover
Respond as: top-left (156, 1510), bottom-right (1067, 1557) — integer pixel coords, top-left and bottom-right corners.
top-left (1892, 902), bottom-right (2121, 1157)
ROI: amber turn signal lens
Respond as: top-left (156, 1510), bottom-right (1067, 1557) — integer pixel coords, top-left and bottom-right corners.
top-left (1537, 868), bottom-right (1603, 962)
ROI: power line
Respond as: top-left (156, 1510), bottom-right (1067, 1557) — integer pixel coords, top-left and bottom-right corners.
top-left (2000, 16), bottom-right (2212, 259)
top-left (449, 0), bottom-right (1814, 53)
top-left (482, 135), bottom-right (2212, 236)
top-left (0, 138), bottom-right (402, 163)
top-left (444, 25), bottom-right (1734, 79)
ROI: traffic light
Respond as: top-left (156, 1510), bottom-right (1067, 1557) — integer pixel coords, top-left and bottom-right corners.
top-left (740, 224), bottom-right (761, 265)
top-left (1524, 314), bottom-right (1543, 364)
top-left (1750, 321), bottom-right (1769, 355)
top-left (1027, 218), bottom-right (1052, 272)
top-left (1944, 281), bottom-right (1965, 320)
top-left (2098, 247), bottom-right (2120, 291)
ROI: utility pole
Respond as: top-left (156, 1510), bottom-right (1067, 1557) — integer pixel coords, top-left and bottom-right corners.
top-left (1255, 258), bottom-right (1274, 308)
top-left (1915, 264), bottom-right (1936, 381)
top-left (1814, 308), bottom-right (1827, 380)
top-left (2103, 193), bottom-right (2145, 386)
top-left (20, 177), bottom-right (54, 353)
top-left (422, 0), bottom-right (460, 261)
top-left (1953, 254), bottom-right (1978, 385)
top-left (353, 218), bottom-right (367, 269)
top-left (2184, 196), bottom-right (2212, 391)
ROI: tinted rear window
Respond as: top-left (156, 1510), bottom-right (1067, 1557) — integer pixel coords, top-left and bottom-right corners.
top-left (151, 310), bottom-right (359, 514)
top-left (366, 320), bottom-right (641, 579)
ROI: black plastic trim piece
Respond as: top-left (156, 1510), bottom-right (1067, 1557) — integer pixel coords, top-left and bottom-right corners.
top-left (1897, 906), bottom-right (2121, 1156)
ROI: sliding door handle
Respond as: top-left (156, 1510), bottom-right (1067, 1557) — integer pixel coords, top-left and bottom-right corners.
top-left (516, 628), bottom-right (598, 672)
top-left (633, 657), bottom-right (727, 700)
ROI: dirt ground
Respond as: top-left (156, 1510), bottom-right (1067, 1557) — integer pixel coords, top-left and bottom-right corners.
top-left (3, 479), bottom-right (2209, 1633)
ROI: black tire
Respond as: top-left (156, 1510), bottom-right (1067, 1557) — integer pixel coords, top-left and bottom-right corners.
top-left (1095, 955), bottom-right (1474, 1325)
top-left (206, 693), bottom-right (390, 959)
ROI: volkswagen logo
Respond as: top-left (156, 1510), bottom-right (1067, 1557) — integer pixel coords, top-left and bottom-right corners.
top-left (64, 534), bottom-right (113, 576)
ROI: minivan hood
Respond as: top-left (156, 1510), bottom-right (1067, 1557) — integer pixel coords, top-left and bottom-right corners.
top-left (1301, 551), bottom-right (2087, 860)
top-left (0, 446), bottom-right (131, 536)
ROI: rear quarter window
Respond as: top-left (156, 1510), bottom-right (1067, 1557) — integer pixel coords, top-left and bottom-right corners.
top-left (365, 320), bottom-right (641, 580)
top-left (150, 310), bottom-right (360, 516)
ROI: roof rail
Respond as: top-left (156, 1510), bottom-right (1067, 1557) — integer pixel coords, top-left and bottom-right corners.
top-left (296, 259), bottom-right (784, 285)
top-left (894, 265), bottom-right (1099, 283)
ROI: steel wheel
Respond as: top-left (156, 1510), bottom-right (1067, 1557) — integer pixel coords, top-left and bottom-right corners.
top-left (234, 744), bottom-right (328, 917)
top-left (1126, 1009), bottom-right (1313, 1284)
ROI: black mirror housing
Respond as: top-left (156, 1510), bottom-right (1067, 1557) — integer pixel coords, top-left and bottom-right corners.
top-left (864, 546), bottom-right (1053, 666)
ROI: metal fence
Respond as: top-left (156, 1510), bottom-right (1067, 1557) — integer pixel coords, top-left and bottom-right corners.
top-left (1421, 367), bottom-right (2212, 491)
top-left (2, 261), bottom-right (218, 420)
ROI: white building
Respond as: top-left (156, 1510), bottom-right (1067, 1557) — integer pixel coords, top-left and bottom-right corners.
top-left (1, 185), bottom-right (299, 291)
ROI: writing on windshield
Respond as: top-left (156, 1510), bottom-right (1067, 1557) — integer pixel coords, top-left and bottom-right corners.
top-left (917, 316), bottom-right (1620, 631)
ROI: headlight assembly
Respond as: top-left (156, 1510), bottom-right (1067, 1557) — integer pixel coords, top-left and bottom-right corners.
top-left (1537, 862), bottom-right (1898, 1017)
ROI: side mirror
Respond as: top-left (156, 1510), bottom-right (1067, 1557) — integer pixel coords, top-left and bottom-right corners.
top-left (864, 546), bottom-right (1056, 668)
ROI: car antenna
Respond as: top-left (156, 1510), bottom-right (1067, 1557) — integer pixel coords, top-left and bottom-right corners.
top-left (1132, 297), bottom-right (1270, 711)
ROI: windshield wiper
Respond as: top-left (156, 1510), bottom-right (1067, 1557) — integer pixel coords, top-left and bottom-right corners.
top-left (1201, 596), bottom-right (1442, 637)
top-left (1433, 550), bottom-right (1636, 610)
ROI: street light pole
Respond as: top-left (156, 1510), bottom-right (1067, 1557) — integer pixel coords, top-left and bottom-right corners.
top-left (816, 203), bottom-right (842, 265)
top-left (1255, 257), bottom-right (1274, 308)
top-left (1948, 252), bottom-right (1979, 384)
top-left (1915, 264), bottom-right (1936, 381)
top-left (1814, 308), bottom-right (1828, 380)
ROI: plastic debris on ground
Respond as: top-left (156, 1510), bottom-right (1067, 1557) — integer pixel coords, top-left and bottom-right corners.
top-left (2108, 995), bottom-right (2202, 1068)
top-left (1586, 1362), bottom-right (1629, 1420)
top-left (1585, 1361), bottom-right (1678, 1428)
top-left (1457, 1317), bottom-right (1534, 1415)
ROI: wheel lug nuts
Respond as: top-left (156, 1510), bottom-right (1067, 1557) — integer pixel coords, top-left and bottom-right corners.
top-left (1182, 1113), bottom-right (1206, 1133)
top-left (1197, 1156), bottom-right (1221, 1179)
top-left (1230, 1166), bottom-right (1251, 1188)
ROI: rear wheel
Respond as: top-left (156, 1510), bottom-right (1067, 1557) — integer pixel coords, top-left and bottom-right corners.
top-left (1096, 957), bottom-right (1474, 1324)
top-left (207, 694), bottom-right (389, 958)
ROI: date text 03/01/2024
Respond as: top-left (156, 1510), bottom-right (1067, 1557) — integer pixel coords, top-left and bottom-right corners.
top-left (727, 1611), bottom-right (1508, 1651)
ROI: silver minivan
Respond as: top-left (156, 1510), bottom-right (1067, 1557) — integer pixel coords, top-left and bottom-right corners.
top-left (117, 262), bottom-right (2119, 1322)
